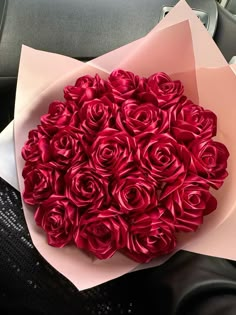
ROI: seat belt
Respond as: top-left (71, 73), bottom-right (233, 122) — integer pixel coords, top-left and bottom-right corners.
top-left (158, 0), bottom-right (218, 36)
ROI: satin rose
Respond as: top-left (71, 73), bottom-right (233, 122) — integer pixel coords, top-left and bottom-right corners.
top-left (40, 100), bottom-right (79, 130)
top-left (50, 127), bottom-right (87, 167)
top-left (161, 175), bottom-right (217, 232)
top-left (147, 72), bottom-right (184, 109)
top-left (123, 210), bottom-right (176, 263)
top-left (189, 139), bottom-right (229, 189)
top-left (112, 173), bottom-right (158, 214)
top-left (74, 208), bottom-right (127, 259)
top-left (35, 195), bottom-right (78, 247)
top-left (23, 164), bottom-right (64, 205)
top-left (116, 99), bottom-right (169, 136)
top-left (79, 97), bottom-right (116, 141)
top-left (22, 129), bottom-right (51, 164)
top-left (64, 74), bottom-right (111, 105)
top-left (171, 98), bottom-right (217, 143)
top-left (65, 165), bottom-right (110, 209)
top-left (89, 128), bottom-right (136, 177)
top-left (108, 69), bottom-right (146, 102)
top-left (137, 133), bottom-right (189, 183)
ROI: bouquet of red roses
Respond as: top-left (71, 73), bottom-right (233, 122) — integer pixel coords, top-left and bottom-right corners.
top-left (1, 0), bottom-right (233, 290)
top-left (21, 69), bottom-right (229, 263)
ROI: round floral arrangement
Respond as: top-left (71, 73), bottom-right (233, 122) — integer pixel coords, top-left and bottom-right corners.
top-left (21, 69), bottom-right (229, 263)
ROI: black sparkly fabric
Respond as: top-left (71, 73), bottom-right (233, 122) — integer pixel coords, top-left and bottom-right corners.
top-left (1, 176), bottom-right (236, 315)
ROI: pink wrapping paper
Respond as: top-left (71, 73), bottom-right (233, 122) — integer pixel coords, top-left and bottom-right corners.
top-left (231, 64), bottom-right (236, 74)
top-left (7, 0), bottom-right (236, 289)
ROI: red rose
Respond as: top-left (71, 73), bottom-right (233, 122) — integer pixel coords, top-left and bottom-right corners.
top-left (65, 165), bottom-right (110, 209)
top-left (79, 97), bottom-right (116, 141)
top-left (93, 74), bottom-right (112, 97)
top-left (64, 74), bottom-right (96, 104)
top-left (123, 210), bottom-right (176, 263)
top-left (161, 175), bottom-right (217, 232)
top-left (23, 164), bottom-right (64, 205)
top-left (112, 173), bottom-right (158, 214)
top-left (50, 127), bottom-right (87, 167)
top-left (137, 133), bottom-right (189, 183)
top-left (64, 74), bottom-right (111, 105)
top-left (147, 72), bottom-right (183, 109)
top-left (22, 129), bottom-right (51, 164)
top-left (171, 98), bottom-right (217, 143)
top-left (40, 100), bottom-right (78, 130)
top-left (74, 208), bottom-right (128, 259)
top-left (189, 139), bottom-right (229, 189)
top-left (35, 195), bottom-right (78, 247)
top-left (116, 99), bottom-right (169, 136)
top-left (90, 128), bottom-right (136, 177)
top-left (75, 74), bottom-right (95, 88)
top-left (22, 162), bottom-right (35, 179)
top-left (64, 85), bottom-right (95, 104)
top-left (108, 69), bottom-right (145, 102)
top-left (75, 74), bottom-right (112, 96)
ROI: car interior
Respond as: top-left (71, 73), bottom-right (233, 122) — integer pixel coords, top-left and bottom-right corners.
top-left (0, 1), bottom-right (236, 314)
